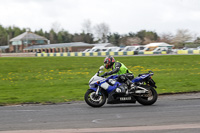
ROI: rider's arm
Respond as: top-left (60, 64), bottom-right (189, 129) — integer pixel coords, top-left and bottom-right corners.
top-left (107, 62), bottom-right (121, 75)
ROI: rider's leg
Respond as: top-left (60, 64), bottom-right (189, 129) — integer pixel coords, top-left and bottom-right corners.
top-left (125, 73), bottom-right (135, 91)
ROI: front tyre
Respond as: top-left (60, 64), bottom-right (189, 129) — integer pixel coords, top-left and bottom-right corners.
top-left (84, 89), bottom-right (106, 107)
top-left (135, 85), bottom-right (157, 105)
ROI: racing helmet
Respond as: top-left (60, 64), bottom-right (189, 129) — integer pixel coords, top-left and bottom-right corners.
top-left (104, 56), bottom-right (115, 69)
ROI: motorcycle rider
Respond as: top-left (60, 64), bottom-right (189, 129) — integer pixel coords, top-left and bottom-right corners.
top-left (101, 56), bottom-right (135, 91)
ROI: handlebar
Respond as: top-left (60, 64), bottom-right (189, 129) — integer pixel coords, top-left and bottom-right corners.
top-left (148, 71), bottom-right (154, 76)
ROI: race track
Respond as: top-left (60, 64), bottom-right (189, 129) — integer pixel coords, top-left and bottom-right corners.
top-left (0, 93), bottom-right (200, 133)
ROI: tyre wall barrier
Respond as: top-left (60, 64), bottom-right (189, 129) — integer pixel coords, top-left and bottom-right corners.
top-left (138, 51), bottom-right (167, 55)
top-left (36, 50), bottom-right (200, 57)
top-left (177, 50), bottom-right (200, 54)
top-left (37, 51), bottom-right (134, 57)
top-left (36, 51), bottom-right (168, 57)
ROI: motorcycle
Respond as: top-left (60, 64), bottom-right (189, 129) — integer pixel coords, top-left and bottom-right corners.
top-left (84, 66), bottom-right (158, 107)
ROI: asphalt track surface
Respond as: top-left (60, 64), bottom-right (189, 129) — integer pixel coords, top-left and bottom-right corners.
top-left (0, 93), bottom-right (200, 133)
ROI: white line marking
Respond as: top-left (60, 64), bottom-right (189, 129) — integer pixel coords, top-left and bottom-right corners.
top-left (92, 119), bottom-right (103, 123)
top-left (1, 123), bottom-right (200, 133)
top-left (116, 114), bottom-right (121, 118)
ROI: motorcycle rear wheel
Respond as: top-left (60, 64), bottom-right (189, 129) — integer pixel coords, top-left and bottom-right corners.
top-left (84, 89), bottom-right (106, 107)
top-left (135, 85), bottom-right (157, 105)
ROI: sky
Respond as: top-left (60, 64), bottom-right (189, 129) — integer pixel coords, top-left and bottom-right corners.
top-left (0, 0), bottom-right (200, 36)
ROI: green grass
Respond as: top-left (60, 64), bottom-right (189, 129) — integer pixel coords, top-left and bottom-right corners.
top-left (0, 55), bottom-right (200, 105)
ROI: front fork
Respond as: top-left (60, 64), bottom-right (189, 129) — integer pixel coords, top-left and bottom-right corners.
top-left (95, 86), bottom-right (100, 96)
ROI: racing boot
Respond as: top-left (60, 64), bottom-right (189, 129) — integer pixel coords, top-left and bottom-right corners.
top-left (126, 79), bottom-right (135, 92)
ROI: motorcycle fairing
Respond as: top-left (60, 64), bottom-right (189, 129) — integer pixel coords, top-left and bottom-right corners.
top-left (89, 75), bottom-right (121, 93)
top-left (132, 74), bottom-right (150, 83)
top-left (89, 82), bottom-right (121, 94)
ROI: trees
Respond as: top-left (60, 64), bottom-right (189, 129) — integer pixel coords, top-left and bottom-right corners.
top-left (0, 25), bottom-right (7, 46)
top-left (107, 33), bottom-right (121, 46)
top-left (51, 22), bottom-right (61, 33)
top-left (35, 29), bottom-right (45, 37)
top-left (172, 29), bottom-right (193, 47)
top-left (72, 32), bottom-right (94, 44)
top-left (81, 20), bottom-right (111, 43)
top-left (136, 30), bottom-right (159, 45)
top-left (109, 30), bottom-right (158, 46)
top-left (94, 22), bottom-right (110, 43)
top-left (82, 19), bottom-right (92, 34)
top-left (0, 23), bottom-right (199, 48)
top-left (49, 29), bottom-right (57, 44)
top-left (0, 25), bottom-right (26, 46)
top-left (119, 36), bottom-right (142, 46)
top-left (159, 32), bottom-right (174, 44)
top-left (194, 37), bottom-right (200, 44)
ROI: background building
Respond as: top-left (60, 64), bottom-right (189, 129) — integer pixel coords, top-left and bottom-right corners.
top-left (9, 31), bottom-right (48, 53)
top-left (0, 46), bottom-right (9, 53)
top-left (24, 42), bottom-right (94, 53)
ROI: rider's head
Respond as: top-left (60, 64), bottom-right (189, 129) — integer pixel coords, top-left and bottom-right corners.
top-left (104, 56), bottom-right (115, 69)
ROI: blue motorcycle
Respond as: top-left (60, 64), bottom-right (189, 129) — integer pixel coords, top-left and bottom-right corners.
top-left (84, 66), bottom-right (158, 107)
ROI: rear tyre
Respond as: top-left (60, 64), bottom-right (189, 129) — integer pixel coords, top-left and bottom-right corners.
top-left (84, 89), bottom-right (106, 107)
top-left (135, 85), bottom-right (157, 105)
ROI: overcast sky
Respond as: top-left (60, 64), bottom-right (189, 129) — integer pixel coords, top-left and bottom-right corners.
top-left (0, 0), bottom-right (200, 35)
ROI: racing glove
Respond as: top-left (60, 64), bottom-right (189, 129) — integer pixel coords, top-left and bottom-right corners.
top-left (101, 72), bottom-right (108, 77)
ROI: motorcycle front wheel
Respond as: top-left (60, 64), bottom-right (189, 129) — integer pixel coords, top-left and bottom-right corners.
top-left (84, 89), bottom-right (106, 107)
top-left (135, 85), bottom-right (157, 105)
